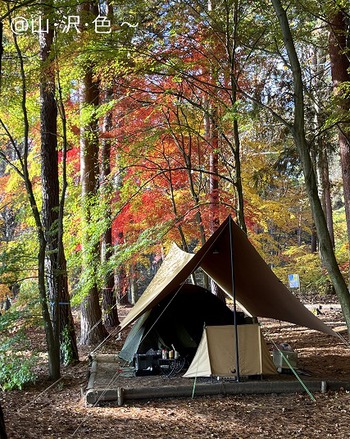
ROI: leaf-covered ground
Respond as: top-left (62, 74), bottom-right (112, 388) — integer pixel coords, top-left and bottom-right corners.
top-left (1, 304), bottom-right (350, 439)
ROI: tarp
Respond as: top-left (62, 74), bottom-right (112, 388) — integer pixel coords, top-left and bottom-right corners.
top-left (184, 325), bottom-right (277, 377)
top-left (120, 216), bottom-right (336, 337)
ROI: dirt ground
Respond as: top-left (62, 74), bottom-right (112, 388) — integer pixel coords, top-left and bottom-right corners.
top-left (1, 303), bottom-right (350, 439)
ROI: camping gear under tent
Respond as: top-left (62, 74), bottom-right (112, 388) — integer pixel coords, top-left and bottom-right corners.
top-left (119, 284), bottom-right (249, 364)
top-left (119, 216), bottom-right (336, 378)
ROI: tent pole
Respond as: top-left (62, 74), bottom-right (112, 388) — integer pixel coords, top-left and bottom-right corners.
top-left (229, 216), bottom-right (240, 382)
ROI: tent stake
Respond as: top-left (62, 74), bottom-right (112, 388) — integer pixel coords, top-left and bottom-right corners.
top-left (191, 376), bottom-right (197, 399)
top-left (229, 216), bottom-right (240, 382)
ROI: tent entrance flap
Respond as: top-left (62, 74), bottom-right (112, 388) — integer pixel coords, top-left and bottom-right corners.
top-left (183, 325), bottom-right (277, 378)
top-left (119, 311), bottom-right (150, 363)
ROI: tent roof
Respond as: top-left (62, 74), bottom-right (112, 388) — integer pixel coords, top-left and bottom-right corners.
top-left (120, 216), bottom-right (336, 337)
top-left (120, 243), bottom-right (196, 330)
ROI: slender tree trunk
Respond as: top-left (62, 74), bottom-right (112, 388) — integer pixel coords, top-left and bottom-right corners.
top-left (225, 0), bottom-right (247, 233)
top-left (310, 225), bottom-right (318, 254)
top-left (79, 3), bottom-right (108, 344)
top-left (80, 66), bottom-right (108, 343)
top-left (78, 2), bottom-right (108, 345)
top-left (271, 0), bottom-right (350, 337)
top-left (116, 265), bottom-right (130, 305)
top-left (37, 225), bottom-right (60, 378)
top-left (206, 106), bottom-right (226, 301)
top-left (337, 132), bottom-right (350, 238)
top-left (318, 147), bottom-right (334, 247)
top-left (208, 107), bottom-right (220, 234)
top-left (129, 264), bottom-right (138, 305)
top-left (0, 401), bottom-right (7, 439)
top-left (329, 10), bottom-right (350, 283)
top-left (311, 45), bottom-right (334, 246)
top-left (39, 2), bottom-right (78, 363)
top-left (100, 91), bottom-right (119, 328)
top-left (232, 117), bottom-right (246, 233)
top-left (97, 0), bottom-right (119, 328)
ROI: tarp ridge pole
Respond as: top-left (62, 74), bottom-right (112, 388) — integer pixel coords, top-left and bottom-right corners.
top-left (229, 215), bottom-right (240, 382)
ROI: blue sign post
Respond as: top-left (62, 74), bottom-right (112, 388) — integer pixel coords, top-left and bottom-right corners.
top-left (288, 274), bottom-right (300, 290)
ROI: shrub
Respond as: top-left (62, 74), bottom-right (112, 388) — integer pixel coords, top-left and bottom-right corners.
top-left (0, 312), bottom-right (37, 390)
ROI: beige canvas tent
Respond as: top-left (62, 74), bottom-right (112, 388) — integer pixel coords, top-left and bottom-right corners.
top-left (184, 325), bottom-right (277, 377)
top-left (119, 216), bottom-right (337, 378)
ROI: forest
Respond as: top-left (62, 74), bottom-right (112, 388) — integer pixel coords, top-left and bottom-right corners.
top-left (0, 0), bottom-right (350, 418)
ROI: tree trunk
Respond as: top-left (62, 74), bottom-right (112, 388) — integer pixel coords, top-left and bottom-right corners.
top-left (39, 3), bottom-right (78, 364)
top-left (229, 1), bottom-right (247, 234)
top-left (206, 105), bottom-right (226, 302)
top-left (100, 92), bottom-right (119, 328)
top-left (311, 45), bottom-right (334, 247)
top-left (310, 225), bottom-right (318, 254)
top-left (0, 401), bottom-right (7, 439)
top-left (37, 226), bottom-right (60, 378)
top-left (208, 107), bottom-right (220, 234)
top-left (79, 5), bottom-right (108, 344)
top-left (39, 21), bottom-right (59, 342)
top-left (329, 10), bottom-right (350, 284)
top-left (116, 265), bottom-right (130, 305)
top-left (318, 147), bottom-right (334, 247)
top-left (100, 222), bottom-right (119, 327)
top-left (233, 117), bottom-right (247, 233)
top-left (129, 264), bottom-right (138, 305)
top-left (337, 132), bottom-right (350, 232)
top-left (271, 0), bottom-right (350, 337)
